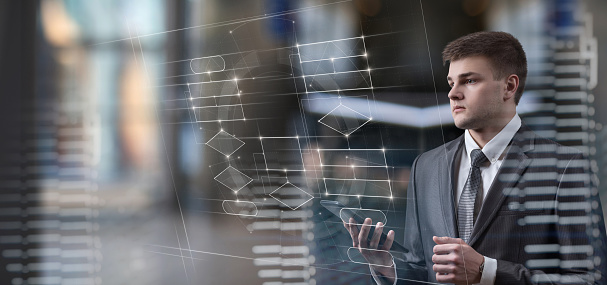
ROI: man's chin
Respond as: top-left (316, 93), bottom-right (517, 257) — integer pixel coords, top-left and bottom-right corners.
top-left (453, 118), bottom-right (475, 130)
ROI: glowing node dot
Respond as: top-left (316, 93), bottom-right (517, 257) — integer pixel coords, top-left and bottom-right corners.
top-left (189, 97), bottom-right (193, 100)
top-left (226, 155), bottom-right (230, 158)
top-left (345, 134), bottom-right (349, 137)
top-left (351, 165), bottom-right (355, 168)
top-left (230, 31), bottom-right (232, 33)
top-left (331, 58), bottom-right (334, 61)
top-left (382, 148), bottom-right (385, 152)
top-left (325, 192), bottom-right (329, 195)
top-left (259, 136), bottom-right (263, 140)
top-left (284, 169), bottom-right (287, 172)
top-left (317, 149), bottom-right (320, 152)
top-left (364, 53), bottom-right (367, 57)
top-left (369, 117), bottom-right (373, 120)
top-left (390, 196), bottom-right (393, 199)
top-left (357, 195), bottom-right (361, 199)
top-left (220, 129), bottom-right (224, 132)
top-left (192, 107), bottom-right (195, 110)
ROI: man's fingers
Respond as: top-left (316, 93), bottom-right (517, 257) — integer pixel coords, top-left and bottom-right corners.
top-left (347, 218), bottom-right (360, 247)
top-left (358, 218), bottom-right (373, 247)
top-left (369, 222), bottom-right (383, 249)
top-left (432, 253), bottom-right (458, 265)
top-left (432, 263), bottom-right (456, 274)
top-left (435, 272), bottom-right (455, 283)
top-left (433, 236), bottom-right (464, 245)
top-left (381, 230), bottom-right (395, 251)
top-left (433, 244), bottom-right (459, 255)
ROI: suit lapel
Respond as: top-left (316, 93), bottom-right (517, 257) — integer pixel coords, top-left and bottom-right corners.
top-left (467, 126), bottom-right (534, 247)
top-left (440, 136), bottom-right (464, 238)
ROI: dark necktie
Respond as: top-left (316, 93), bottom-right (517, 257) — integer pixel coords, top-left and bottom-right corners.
top-left (458, 149), bottom-right (488, 243)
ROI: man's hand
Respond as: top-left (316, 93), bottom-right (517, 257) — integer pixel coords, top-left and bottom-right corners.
top-left (432, 236), bottom-right (484, 284)
top-left (343, 218), bottom-right (396, 280)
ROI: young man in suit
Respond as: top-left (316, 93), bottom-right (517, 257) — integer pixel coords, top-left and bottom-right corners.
top-left (343, 31), bottom-right (607, 284)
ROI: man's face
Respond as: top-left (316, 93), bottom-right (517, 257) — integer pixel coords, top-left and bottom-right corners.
top-left (447, 56), bottom-right (505, 130)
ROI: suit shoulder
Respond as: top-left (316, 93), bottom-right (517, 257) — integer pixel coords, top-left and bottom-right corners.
top-left (525, 130), bottom-right (583, 160)
top-left (416, 137), bottom-right (461, 164)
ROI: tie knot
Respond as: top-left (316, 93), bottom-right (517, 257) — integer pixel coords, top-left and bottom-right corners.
top-left (470, 149), bottom-right (488, 168)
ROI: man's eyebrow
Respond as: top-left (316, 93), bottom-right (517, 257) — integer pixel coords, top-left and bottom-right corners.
top-left (447, 72), bottom-right (480, 81)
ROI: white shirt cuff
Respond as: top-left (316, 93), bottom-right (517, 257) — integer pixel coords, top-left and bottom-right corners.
top-left (370, 265), bottom-right (397, 285)
top-left (478, 256), bottom-right (497, 285)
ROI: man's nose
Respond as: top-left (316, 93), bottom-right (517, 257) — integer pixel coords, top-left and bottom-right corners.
top-left (448, 86), bottom-right (463, 100)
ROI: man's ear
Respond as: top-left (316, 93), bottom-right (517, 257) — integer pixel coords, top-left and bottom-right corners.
top-left (503, 74), bottom-right (519, 101)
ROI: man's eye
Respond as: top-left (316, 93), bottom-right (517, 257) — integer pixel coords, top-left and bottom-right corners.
top-left (448, 83), bottom-right (454, 88)
top-left (465, 79), bottom-right (476, 84)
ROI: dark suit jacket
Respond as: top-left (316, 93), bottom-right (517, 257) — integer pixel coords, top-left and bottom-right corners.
top-left (390, 125), bottom-right (607, 285)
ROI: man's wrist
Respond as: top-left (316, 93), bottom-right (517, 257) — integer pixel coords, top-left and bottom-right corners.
top-left (371, 264), bottom-right (395, 277)
top-left (479, 256), bottom-right (497, 285)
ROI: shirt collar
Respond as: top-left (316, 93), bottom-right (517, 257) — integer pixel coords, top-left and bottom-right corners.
top-left (464, 114), bottom-right (522, 164)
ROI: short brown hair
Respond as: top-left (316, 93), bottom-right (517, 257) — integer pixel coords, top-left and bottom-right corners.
top-left (442, 31), bottom-right (527, 104)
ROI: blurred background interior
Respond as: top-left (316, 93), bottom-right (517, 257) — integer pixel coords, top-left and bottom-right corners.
top-left (1, 0), bottom-right (607, 284)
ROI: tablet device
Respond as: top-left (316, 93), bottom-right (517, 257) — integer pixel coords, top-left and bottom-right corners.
top-left (320, 200), bottom-right (407, 252)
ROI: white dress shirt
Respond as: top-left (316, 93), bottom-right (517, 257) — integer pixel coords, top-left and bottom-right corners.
top-left (372, 114), bottom-right (522, 285)
top-left (455, 114), bottom-right (521, 285)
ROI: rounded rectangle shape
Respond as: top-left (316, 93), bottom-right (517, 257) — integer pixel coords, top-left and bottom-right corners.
top-left (340, 208), bottom-right (387, 226)
top-left (190, 55), bottom-right (226, 74)
top-left (347, 247), bottom-right (394, 267)
top-left (222, 200), bottom-right (258, 217)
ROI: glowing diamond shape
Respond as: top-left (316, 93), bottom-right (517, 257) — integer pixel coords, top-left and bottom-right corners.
top-left (269, 182), bottom-right (314, 210)
top-left (214, 166), bottom-right (253, 192)
top-left (206, 130), bottom-right (245, 157)
top-left (318, 104), bottom-right (371, 136)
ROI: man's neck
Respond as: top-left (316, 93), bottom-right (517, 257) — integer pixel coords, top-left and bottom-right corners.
top-left (468, 113), bottom-right (516, 148)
